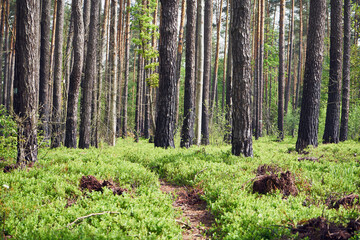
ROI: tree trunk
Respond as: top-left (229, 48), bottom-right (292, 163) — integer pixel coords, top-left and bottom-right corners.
top-left (255, 0), bottom-right (264, 139)
top-left (175, 0), bottom-right (186, 127)
top-left (210, 0), bottom-right (223, 114)
top-left (2, 0), bottom-right (9, 108)
top-left (224, 0), bottom-right (232, 144)
top-left (284, 0), bottom-right (294, 115)
top-left (94, 0), bottom-right (110, 147)
top-left (222, 0), bottom-right (229, 111)
top-left (135, 54), bottom-right (143, 142)
top-left (154, 0), bottom-right (179, 148)
top-left (65, 0), bottom-right (85, 148)
top-left (13, 0), bottom-right (40, 164)
top-left (107, 0), bottom-right (118, 146)
top-left (7, 27), bottom-right (15, 112)
top-left (180, 0), bottom-right (196, 148)
top-left (296, 0), bottom-right (326, 152)
top-left (277, 0), bottom-right (285, 141)
top-left (116, 0), bottom-right (124, 137)
top-left (39, 0), bottom-right (51, 143)
top-left (51, 0), bottom-right (65, 148)
top-left (201, 0), bottom-right (212, 145)
top-left (0, 0), bottom-right (6, 102)
top-left (231, 0), bottom-right (253, 157)
top-left (48, 0), bottom-right (57, 112)
top-left (323, 0), bottom-right (342, 144)
top-left (340, 0), bottom-right (351, 141)
top-left (79, 0), bottom-right (99, 149)
top-left (295, 0), bottom-right (303, 110)
top-left (195, 0), bottom-right (204, 146)
top-left (122, 0), bottom-right (131, 138)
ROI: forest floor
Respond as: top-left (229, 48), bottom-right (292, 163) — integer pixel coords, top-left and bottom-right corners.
top-left (0, 136), bottom-right (360, 239)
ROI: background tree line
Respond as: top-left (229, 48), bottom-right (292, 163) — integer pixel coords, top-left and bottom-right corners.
top-left (0, 0), bottom-right (359, 164)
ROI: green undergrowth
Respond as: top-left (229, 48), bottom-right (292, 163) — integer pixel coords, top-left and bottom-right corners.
top-left (1, 137), bottom-right (360, 239)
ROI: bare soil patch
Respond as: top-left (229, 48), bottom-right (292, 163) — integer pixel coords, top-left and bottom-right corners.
top-left (326, 194), bottom-right (360, 209)
top-left (256, 164), bottom-right (282, 176)
top-left (3, 162), bottom-right (35, 173)
top-left (159, 180), bottom-right (215, 240)
top-left (291, 217), bottom-right (360, 239)
top-left (79, 175), bottom-right (128, 196)
top-left (253, 165), bottom-right (298, 197)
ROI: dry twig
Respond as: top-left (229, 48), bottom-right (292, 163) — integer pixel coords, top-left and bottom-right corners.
top-left (66, 211), bottom-right (120, 228)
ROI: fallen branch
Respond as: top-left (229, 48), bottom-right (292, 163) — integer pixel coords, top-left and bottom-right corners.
top-left (175, 219), bottom-right (192, 229)
top-left (241, 176), bottom-right (260, 190)
top-left (193, 168), bottom-right (208, 181)
top-left (66, 211), bottom-right (120, 228)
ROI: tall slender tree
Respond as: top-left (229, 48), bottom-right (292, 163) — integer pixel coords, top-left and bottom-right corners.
top-left (277, 0), bottom-right (285, 141)
top-left (93, 0), bottom-right (110, 147)
top-left (181, 0), bottom-right (196, 148)
top-left (224, 0), bottom-right (232, 144)
top-left (154, 0), bottom-right (179, 148)
top-left (51, 0), bottom-right (65, 148)
top-left (108, 0), bottom-right (118, 146)
top-left (39, 0), bottom-right (51, 143)
top-left (2, 0), bottom-right (10, 109)
top-left (231, 0), bottom-right (253, 157)
top-left (0, 0), bottom-right (6, 102)
top-left (222, 0), bottom-right (230, 111)
top-left (284, 0), bottom-right (295, 115)
top-left (323, 0), bottom-right (343, 144)
top-left (65, 0), bottom-right (85, 148)
top-left (296, 0), bottom-right (326, 152)
top-left (340, 0), bottom-right (351, 141)
top-left (13, 0), bottom-right (40, 164)
top-left (175, 0), bottom-right (186, 126)
top-left (122, 0), bottom-right (131, 138)
top-left (201, 0), bottom-right (212, 145)
top-left (210, 0), bottom-right (224, 112)
top-left (79, 0), bottom-right (99, 149)
top-left (195, 0), bottom-right (204, 146)
top-left (295, 0), bottom-right (303, 109)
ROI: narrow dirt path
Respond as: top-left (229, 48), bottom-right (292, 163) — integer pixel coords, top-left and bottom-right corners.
top-left (159, 180), bottom-right (215, 240)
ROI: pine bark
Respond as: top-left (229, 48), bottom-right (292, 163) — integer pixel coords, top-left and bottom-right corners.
top-left (65, 0), bottom-right (84, 148)
top-left (323, 0), bottom-right (343, 144)
top-left (93, 0), bottom-right (110, 147)
top-left (135, 55), bottom-right (143, 142)
top-left (224, 0), bottom-right (232, 144)
top-left (122, 0), bottom-right (131, 138)
top-left (340, 0), bottom-right (351, 141)
top-left (210, 0), bottom-right (223, 113)
top-left (175, 0), bottom-right (186, 127)
top-left (277, 0), bottom-right (285, 141)
top-left (284, 0), bottom-right (295, 115)
top-left (231, 0), bottom-right (253, 157)
top-left (295, 0), bottom-right (303, 110)
top-left (79, 0), bottom-right (99, 149)
top-left (201, 0), bottom-right (212, 145)
top-left (39, 0), bottom-right (51, 143)
top-left (108, 0), bottom-right (118, 146)
top-left (222, 0), bottom-right (229, 111)
top-left (296, 0), bottom-right (326, 152)
top-left (51, 0), bottom-right (65, 148)
top-left (0, 0), bottom-right (6, 102)
top-left (2, 0), bottom-right (9, 108)
top-left (195, 0), bottom-right (204, 146)
top-left (13, 0), bottom-right (40, 164)
top-left (180, 0), bottom-right (196, 148)
top-left (154, 0), bottom-right (179, 148)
